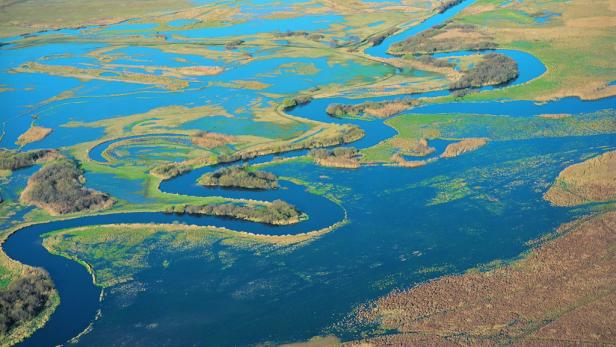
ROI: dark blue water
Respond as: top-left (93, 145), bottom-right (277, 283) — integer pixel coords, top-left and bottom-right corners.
top-left (1, 0), bottom-right (615, 345)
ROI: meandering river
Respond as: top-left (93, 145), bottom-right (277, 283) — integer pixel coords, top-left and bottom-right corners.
top-left (2, 0), bottom-right (615, 345)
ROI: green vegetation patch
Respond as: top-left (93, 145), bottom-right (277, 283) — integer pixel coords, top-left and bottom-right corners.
top-left (42, 224), bottom-right (293, 287)
top-left (363, 110), bottom-right (616, 163)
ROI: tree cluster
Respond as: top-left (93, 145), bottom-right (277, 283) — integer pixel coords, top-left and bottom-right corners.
top-left (310, 147), bottom-right (358, 160)
top-left (281, 95), bottom-right (313, 110)
top-left (326, 99), bottom-right (416, 118)
top-left (450, 53), bottom-right (519, 92)
top-left (436, 0), bottom-right (465, 13)
top-left (273, 31), bottom-right (324, 42)
top-left (0, 149), bottom-right (59, 171)
top-left (199, 166), bottom-right (279, 190)
top-left (0, 271), bottom-right (54, 335)
top-left (150, 163), bottom-right (191, 179)
top-left (165, 200), bottom-right (302, 225)
top-left (21, 158), bottom-right (112, 214)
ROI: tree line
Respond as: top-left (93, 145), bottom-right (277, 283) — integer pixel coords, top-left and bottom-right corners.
top-left (0, 149), bottom-right (59, 171)
top-left (389, 22), bottom-right (496, 55)
top-left (165, 200), bottom-right (303, 225)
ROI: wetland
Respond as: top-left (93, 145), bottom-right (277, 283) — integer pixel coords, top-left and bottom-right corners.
top-left (0, 0), bottom-right (614, 346)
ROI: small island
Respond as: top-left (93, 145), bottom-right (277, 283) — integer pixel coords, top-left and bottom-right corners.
top-left (326, 99), bottom-right (417, 119)
top-left (450, 53), bottom-right (519, 96)
top-left (198, 166), bottom-right (279, 190)
top-left (20, 158), bottom-right (113, 215)
top-left (310, 147), bottom-right (361, 168)
top-left (165, 199), bottom-right (305, 225)
top-left (440, 138), bottom-right (488, 158)
top-left (16, 126), bottom-right (52, 147)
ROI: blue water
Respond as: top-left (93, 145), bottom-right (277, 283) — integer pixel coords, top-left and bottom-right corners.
top-left (173, 14), bottom-right (343, 39)
top-left (0, 0), bottom-right (615, 346)
top-left (365, 0), bottom-right (478, 58)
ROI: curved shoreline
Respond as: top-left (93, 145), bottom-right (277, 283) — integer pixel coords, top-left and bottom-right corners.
top-left (2, 0), bottom-right (615, 345)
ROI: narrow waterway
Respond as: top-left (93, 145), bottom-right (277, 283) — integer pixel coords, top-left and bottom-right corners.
top-left (3, 0), bottom-right (614, 345)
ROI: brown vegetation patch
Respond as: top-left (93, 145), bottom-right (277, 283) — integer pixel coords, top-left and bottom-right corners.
top-left (391, 153), bottom-right (432, 168)
top-left (388, 22), bottom-right (495, 55)
top-left (351, 210), bottom-right (616, 346)
top-left (544, 150), bottom-right (616, 206)
top-left (15, 126), bottom-right (52, 147)
top-left (390, 138), bottom-right (435, 157)
top-left (364, 102), bottom-right (414, 119)
top-left (537, 113), bottom-right (571, 119)
top-left (311, 148), bottom-right (361, 169)
top-left (191, 131), bottom-right (234, 149)
top-left (171, 66), bottom-right (224, 76)
top-left (440, 138), bottom-right (488, 158)
top-left (327, 100), bottom-right (417, 119)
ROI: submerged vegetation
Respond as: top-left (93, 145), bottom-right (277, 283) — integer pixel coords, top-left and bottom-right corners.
top-left (352, 211), bottom-right (616, 345)
top-left (21, 158), bottom-right (113, 215)
top-left (363, 110), bottom-right (616, 165)
top-left (199, 166), bottom-right (279, 190)
top-left (440, 138), bottom-right (488, 158)
top-left (0, 0), bottom-right (614, 345)
top-left (165, 200), bottom-right (304, 225)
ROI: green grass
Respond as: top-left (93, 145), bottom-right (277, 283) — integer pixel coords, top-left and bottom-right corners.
top-left (42, 224), bottom-right (287, 287)
top-left (362, 110), bottom-right (616, 163)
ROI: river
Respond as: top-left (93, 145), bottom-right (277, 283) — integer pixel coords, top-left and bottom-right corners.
top-left (2, 0), bottom-right (615, 345)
